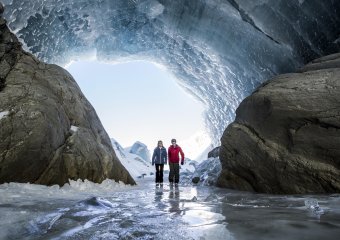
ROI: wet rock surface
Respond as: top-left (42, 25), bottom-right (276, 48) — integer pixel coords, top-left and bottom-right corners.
top-left (208, 146), bottom-right (220, 158)
top-left (218, 53), bottom-right (340, 194)
top-left (0, 13), bottom-right (135, 186)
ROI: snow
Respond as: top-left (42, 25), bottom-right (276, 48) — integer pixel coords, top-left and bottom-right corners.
top-left (181, 156), bottom-right (222, 186)
top-left (194, 146), bottom-right (214, 162)
top-left (128, 141), bottom-right (151, 162)
top-left (0, 179), bottom-right (129, 201)
top-left (110, 137), bottom-right (214, 183)
top-left (181, 130), bottom-right (212, 161)
top-left (111, 138), bottom-right (153, 180)
top-left (111, 137), bottom-right (217, 184)
top-left (179, 158), bottom-right (197, 173)
top-left (0, 111), bottom-right (9, 120)
top-left (70, 125), bottom-right (78, 132)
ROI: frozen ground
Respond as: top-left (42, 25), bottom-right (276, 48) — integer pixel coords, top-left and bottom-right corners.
top-left (0, 178), bottom-right (340, 240)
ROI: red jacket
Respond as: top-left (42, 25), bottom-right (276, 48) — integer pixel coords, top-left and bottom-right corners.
top-left (168, 145), bottom-right (185, 163)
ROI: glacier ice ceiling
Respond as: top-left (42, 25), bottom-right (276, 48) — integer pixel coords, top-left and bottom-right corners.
top-left (2, 0), bottom-right (340, 145)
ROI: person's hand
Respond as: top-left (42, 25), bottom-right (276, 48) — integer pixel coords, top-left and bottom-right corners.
top-left (181, 161), bottom-right (184, 165)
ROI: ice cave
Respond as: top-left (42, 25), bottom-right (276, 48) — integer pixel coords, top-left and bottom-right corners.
top-left (1, 1), bottom-right (340, 239)
top-left (2, 0), bottom-right (340, 145)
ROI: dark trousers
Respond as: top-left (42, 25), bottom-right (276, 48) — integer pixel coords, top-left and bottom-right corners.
top-left (169, 162), bottom-right (180, 183)
top-left (155, 164), bottom-right (164, 183)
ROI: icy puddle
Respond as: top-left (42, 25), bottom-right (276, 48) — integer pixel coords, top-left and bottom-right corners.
top-left (0, 179), bottom-right (340, 240)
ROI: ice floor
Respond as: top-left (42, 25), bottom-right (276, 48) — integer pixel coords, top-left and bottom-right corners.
top-left (0, 178), bottom-right (340, 240)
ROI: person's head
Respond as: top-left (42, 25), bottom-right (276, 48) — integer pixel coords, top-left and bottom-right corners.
top-left (157, 140), bottom-right (163, 147)
top-left (171, 139), bottom-right (177, 146)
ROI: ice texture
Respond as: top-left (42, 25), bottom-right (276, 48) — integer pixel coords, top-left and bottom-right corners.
top-left (181, 156), bottom-right (222, 185)
top-left (1, 179), bottom-right (340, 239)
top-left (129, 141), bottom-right (151, 162)
top-left (0, 111), bottom-right (9, 120)
top-left (305, 198), bottom-right (325, 216)
top-left (2, 0), bottom-right (340, 145)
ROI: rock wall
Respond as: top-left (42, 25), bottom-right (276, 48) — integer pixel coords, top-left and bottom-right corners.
top-left (0, 10), bottom-right (135, 186)
top-left (217, 53), bottom-right (340, 194)
top-left (208, 147), bottom-right (220, 158)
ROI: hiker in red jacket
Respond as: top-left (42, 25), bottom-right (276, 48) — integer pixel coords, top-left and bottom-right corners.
top-left (168, 139), bottom-right (185, 185)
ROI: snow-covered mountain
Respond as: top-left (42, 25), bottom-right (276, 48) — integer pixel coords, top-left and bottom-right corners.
top-left (127, 141), bottom-right (151, 162)
top-left (111, 139), bottom-right (153, 180)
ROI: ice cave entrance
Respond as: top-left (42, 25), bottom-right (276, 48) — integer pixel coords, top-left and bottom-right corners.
top-left (66, 60), bottom-right (211, 159)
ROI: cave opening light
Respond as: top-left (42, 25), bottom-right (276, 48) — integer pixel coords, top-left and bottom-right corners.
top-left (66, 58), bottom-right (212, 161)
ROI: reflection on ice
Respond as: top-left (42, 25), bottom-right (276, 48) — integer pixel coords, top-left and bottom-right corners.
top-left (1, 179), bottom-right (340, 239)
top-left (168, 185), bottom-right (183, 215)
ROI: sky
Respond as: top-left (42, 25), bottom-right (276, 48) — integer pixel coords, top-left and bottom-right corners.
top-left (66, 60), bottom-right (210, 157)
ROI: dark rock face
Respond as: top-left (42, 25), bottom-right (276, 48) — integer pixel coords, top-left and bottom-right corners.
top-left (0, 14), bottom-right (135, 186)
top-left (192, 177), bottom-right (200, 184)
top-left (208, 147), bottom-right (220, 158)
top-left (217, 53), bottom-right (340, 194)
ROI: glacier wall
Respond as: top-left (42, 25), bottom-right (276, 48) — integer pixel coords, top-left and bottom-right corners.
top-left (2, 0), bottom-right (340, 145)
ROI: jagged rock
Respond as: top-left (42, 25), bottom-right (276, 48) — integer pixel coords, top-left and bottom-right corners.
top-left (298, 53), bottom-right (340, 72)
top-left (208, 147), bottom-right (220, 158)
top-left (217, 53), bottom-right (340, 194)
top-left (192, 176), bottom-right (200, 184)
top-left (0, 3), bottom-right (3, 16)
top-left (0, 13), bottom-right (135, 186)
